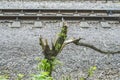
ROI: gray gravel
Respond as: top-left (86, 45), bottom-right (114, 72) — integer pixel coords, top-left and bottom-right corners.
top-left (0, 21), bottom-right (120, 80)
top-left (0, 1), bottom-right (120, 9)
top-left (0, 1), bottom-right (120, 80)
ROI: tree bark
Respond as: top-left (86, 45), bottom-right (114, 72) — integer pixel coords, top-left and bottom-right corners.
top-left (77, 42), bottom-right (120, 54)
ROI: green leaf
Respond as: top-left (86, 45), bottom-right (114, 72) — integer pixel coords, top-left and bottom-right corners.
top-left (17, 74), bottom-right (24, 78)
top-left (88, 66), bottom-right (97, 77)
top-left (0, 75), bottom-right (8, 80)
top-left (32, 71), bottom-right (53, 80)
top-left (79, 77), bottom-right (85, 80)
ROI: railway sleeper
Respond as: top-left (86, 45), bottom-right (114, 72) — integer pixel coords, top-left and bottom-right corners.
top-left (34, 21), bottom-right (42, 28)
top-left (11, 21), bottom-right (21, 28)
top-left (101, 21), bottom-right (111, 28)
top-left (80, 21), bottom-right (90, 28)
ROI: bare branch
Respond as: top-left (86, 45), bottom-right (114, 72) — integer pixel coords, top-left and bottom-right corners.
top-left (39, 36), bottom-right (45, 50)
top-left (76, 42), bottom-right (120, 54)
top-left (59, 38), bottom-right (81, 52)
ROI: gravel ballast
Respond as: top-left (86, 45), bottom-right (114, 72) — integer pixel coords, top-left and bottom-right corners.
top-left (0, 21), bottom-right (120, 80)
top-left (0, 1), bottom-right (120, 80)
top-left (0, 1), bottom-right (120, 9)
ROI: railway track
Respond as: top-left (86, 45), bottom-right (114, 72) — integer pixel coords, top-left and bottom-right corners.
top-left (70, 0), bottom-right (120, 2)
top-left (0, 9), bottom-right (120, 21)
top-left (4, 0), bottom-right (120, 3)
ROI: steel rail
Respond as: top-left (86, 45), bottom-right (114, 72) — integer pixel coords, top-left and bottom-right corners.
top-left (0, 9), bottom-right (119, 21)
top-left (0, 9), bottom-right (120, 14)
top-left (0, 15), bottom-right (119, 21)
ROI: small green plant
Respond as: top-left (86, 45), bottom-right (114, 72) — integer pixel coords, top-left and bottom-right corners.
top-left (0, 75), bottom-right (8, 80)
top-left (61, 75), bottom-right (72, 80)
top-left (39, 22), bottom-right (80, 77)
top-left (32, 57), bottom-right (62, 80)
top-left (87, 66), bottom-right (97, 77)
top-left (80, 66), bottom-right (97, 80)
top-left (16, 74), bottom-right (24, 80)
top-left (79, 77), bottom-right (85, 80)
top-left (60, 66), bottom-right (97, 80)
top-left (37, 58), bottom-right (61, 72)
top-left (32, 72), bottom-right (53, 80)
top-left (37, 59), bottom-right (51, 72)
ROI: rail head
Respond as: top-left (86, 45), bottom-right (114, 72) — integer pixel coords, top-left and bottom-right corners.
top-left (0, 15), bottom-right (119, 21)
